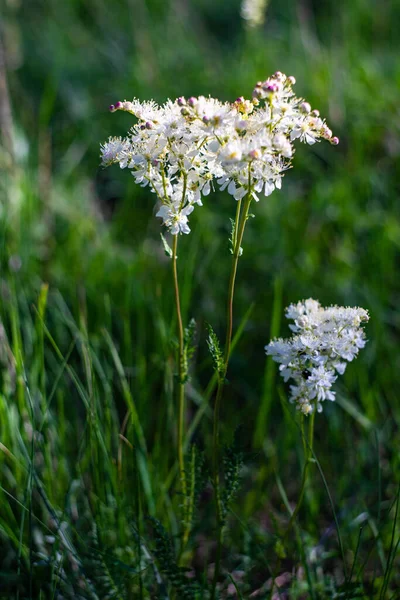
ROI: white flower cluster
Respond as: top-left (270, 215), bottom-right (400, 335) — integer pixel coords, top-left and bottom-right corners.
top-left (265, 299), bottom-right (369, 415)
top-left (100, 73), bottom-right (338, 235)
top-left (241, 0), bottom-right (269, 28)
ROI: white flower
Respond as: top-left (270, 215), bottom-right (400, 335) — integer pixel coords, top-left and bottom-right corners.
top-left (306, 366), bottom-right (337, 403)
top-left (241, 0), bottom-right (268, 28)
top-left (100, 137), bottom-right (128, 166)
top-left (219, 141), bottom-right (243, 164)
top-left (265, 299), bottom-right (369, 414)
top-left (273, 134), bottom-right (293, 158)
top-left (156, 203), bottom-right (194, 235)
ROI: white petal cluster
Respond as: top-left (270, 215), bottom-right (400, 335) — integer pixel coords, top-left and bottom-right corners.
top-left (241, 0), bottom-right (269, 28)
top-left (265, 299), bottom-right (369, 415)
top-left (100, 73), bottom-right (338, 235)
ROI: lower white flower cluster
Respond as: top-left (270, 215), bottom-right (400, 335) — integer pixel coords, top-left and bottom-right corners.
top-left (265, 299), bottom-right (369, 415)
top-left (100, 73), bottom-right (338, 236)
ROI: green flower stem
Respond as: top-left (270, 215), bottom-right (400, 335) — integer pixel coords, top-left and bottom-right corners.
top-left (284, 408), bottom-right (315, 540)
top-left (269, 408), bottom-right (316, 600)
top-left (211, 191), bottom-right (252, 600)
top-left (171, 235), bottom-right (188, 530)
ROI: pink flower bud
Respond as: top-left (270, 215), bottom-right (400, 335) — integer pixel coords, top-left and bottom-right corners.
top-left (187, 96), bottom-right (197, 107)
top-left (109, 104), bottom-right (116, 112)
top-left (263, 80), bottom-right (279, 93)
top-left (248, 149), bottom-right (261, 160)
top-left (322, 126), bottom-right (332, 139)
top-left (287, 76), bottom-right (296, 85)
top-left (331, 136), bottom-right (339, 145)
top-left (300, 102), bottom-right (311, 114)
top-left (115, 101), bottom-right (123, 109)
top-left (177, 97), bottom-right (186, 106)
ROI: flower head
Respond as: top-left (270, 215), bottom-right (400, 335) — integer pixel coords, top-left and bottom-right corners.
top-left (265, 299), bottom-right (369, 415)
top-left (100, 73), bottom-right (338, 235)
top-left (241, 0), bottom-right (269, 28)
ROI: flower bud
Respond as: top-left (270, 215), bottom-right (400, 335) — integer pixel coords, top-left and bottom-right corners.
top-left (300, 102), bottom-right (311, 114)
top-left (263, 81), bottom-right (279, 93)
top-left (202, 115), bottom-right (210, 124)
top-left (181, 107), bottom-right (190, 116)
top-left (115, 101), bottom-right (123, 110)
top-left (177, 96), bottom-right (186, 106)
top-left (287, 75), bottom-right (296, 85)
top-left (297, 316), bottom-right (308, 328)
top-left (187, 96), bottom-right (197, 107)
top-left (145, 121), bottom-right (153, 129)
top-left (331, 136), bottom-right (339, 145)
top-left (321, 125), bottom-right (332, 139)
top-left (311, 109), bottom-right (320, 117)
top-left (109, 104), bottom-right (116, 112)
top-left (248, 149), bottom-right (261, 160)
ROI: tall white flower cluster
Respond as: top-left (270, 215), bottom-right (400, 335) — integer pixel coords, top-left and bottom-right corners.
top-left (241, 0), bottom-right (269, 28)
top-left (100, 73), bottom-right (338, 235)
top-left (265, 299), bottom-right (369, 415)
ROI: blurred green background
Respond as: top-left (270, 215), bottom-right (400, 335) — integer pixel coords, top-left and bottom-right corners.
top-left (2, 0), bottom-right (399, 426)
top-left (1, 0), bottom-right (400, 597)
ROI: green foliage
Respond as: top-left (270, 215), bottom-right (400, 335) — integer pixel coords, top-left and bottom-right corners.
top-left (160, 233), bottom-right (173, 259)
top-left (71, 523), bottom-right (128, 600)
top-left (206, 324), bottom-right (225, 381)
top-left (228, 217), bottom-right (237, 256)
top-left (221, 429), bottom-right (244, 523)
top-left (147, 517), bottom-right (197, 599)
top-left (184, 445), bottom-right (207, 534)
top-left (183, 318), bottom-right (197, 381)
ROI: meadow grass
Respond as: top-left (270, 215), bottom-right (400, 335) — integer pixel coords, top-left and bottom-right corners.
top-left (0, 0), bottom-right (400, 597)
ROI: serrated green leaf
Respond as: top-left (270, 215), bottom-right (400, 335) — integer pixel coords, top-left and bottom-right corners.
top-left (160, 233), bottom-right (173, 258)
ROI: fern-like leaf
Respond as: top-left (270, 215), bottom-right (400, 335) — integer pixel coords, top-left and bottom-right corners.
top-left (147, 517), bottom-right (197, 599)
top-left (206, 324), bottom-right (224, 381)
top-left (221, 429), bottom-right (244, 523)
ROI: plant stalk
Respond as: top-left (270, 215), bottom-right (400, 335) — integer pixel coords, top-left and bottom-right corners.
top-left (172, 235), bottom-right (188, 528)
top-left (284, 408), bottom-right (315, 539)
top-left (211, 191), bottom-right (252, 599)
top-left (269, 408), bottom-right (316, 599)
